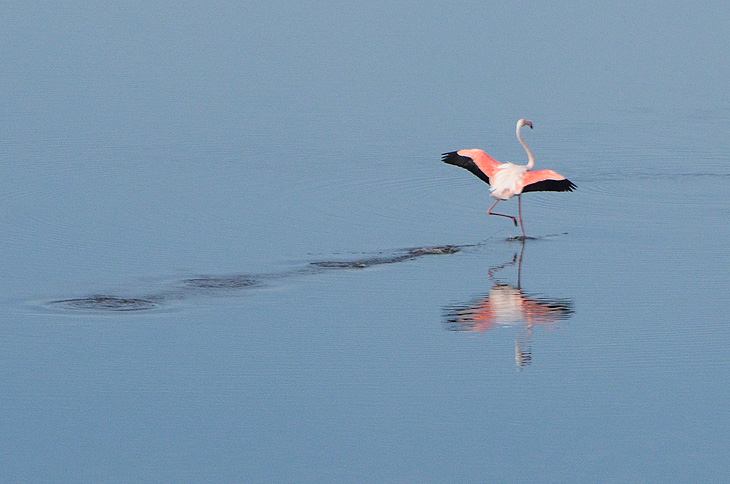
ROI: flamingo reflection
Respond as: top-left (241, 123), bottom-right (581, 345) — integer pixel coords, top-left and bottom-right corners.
top-left (444, 242), bottom-right (573, 367)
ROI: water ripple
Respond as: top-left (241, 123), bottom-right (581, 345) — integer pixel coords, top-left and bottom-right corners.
top-left (44, 244), bottom-right (465, 313)
top-left (50, 295), bottom-right (160, 312)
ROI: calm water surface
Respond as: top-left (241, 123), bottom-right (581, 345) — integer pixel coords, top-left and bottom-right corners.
top-left (2, 3), bottom-right (730, 483)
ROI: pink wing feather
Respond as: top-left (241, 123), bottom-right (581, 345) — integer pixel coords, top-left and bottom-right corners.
top-left (457, 149), bottom-right (501, 179)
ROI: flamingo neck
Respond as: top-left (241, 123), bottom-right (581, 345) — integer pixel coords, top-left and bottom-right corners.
top-left (516, 124), bottom-right (535, 170)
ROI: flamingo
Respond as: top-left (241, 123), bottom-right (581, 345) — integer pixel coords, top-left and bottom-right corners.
top-left (442, 119), bottom-right (576, 239)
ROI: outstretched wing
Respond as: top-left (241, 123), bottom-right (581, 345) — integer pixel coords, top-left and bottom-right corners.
top-left (519, 169), bottom-right (576, 193)
top-left (441, 149), bottom-right (501, 185)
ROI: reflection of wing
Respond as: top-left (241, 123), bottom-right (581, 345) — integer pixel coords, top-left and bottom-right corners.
top-left (444, 284), bottom-right (573, 333)
top-left (443, 242), bottom-right (574, 368)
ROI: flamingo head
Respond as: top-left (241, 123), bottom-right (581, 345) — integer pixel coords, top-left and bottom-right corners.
top-left (517, 119), bottom-right (533, 129)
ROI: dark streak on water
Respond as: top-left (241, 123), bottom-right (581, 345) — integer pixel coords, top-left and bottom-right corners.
top-left (47, 245), bottom-right (463, 312)
top-left (183, 275), bottom-right (260, 289)
top-left (311, 245), bottom-right (460, 269)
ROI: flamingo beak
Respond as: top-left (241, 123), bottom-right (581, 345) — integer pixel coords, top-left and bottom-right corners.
top-left (526, 120), bottom-right (533, 129)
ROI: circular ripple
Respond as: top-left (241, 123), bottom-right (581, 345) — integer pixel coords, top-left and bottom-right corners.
top-left (49, 295), bottom-right (159, 312)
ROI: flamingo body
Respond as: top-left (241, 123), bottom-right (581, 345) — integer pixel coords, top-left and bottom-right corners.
top-left (440, 150), bottom-right (576, 198)
top-left (442, 119), bottom-right (575, 237)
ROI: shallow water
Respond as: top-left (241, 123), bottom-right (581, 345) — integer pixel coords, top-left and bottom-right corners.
top-left (3, 3), bottom-right (730, 483)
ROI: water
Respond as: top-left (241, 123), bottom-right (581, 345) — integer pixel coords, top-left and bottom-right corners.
top-left (2, 3), bottom-right (730, 483)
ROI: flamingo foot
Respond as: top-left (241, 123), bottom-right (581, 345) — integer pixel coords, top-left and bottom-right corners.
top-left (508, 235), bottom-right (536, 242)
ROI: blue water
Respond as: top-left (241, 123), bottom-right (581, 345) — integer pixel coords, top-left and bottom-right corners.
top-left (2, 3), bottom-right (730, 483)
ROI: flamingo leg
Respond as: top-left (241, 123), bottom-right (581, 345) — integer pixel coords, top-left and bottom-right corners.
top-left (488, 199), bottom-right (517, 227)
top-left (517, 238), bottom-right (525, 288)
top-left (518, 195), bottom-right (526, 239)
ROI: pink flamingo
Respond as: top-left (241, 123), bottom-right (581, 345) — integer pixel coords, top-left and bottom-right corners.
top-left (443, 119), bottom-right (575, 238)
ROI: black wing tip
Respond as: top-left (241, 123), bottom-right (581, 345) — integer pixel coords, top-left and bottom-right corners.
top-left (441, 150), bottom-right (491, 185)
top-left (441, 151), bottom-right (459, 163)
top-left (521, 178), bottom-right (577, 193)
